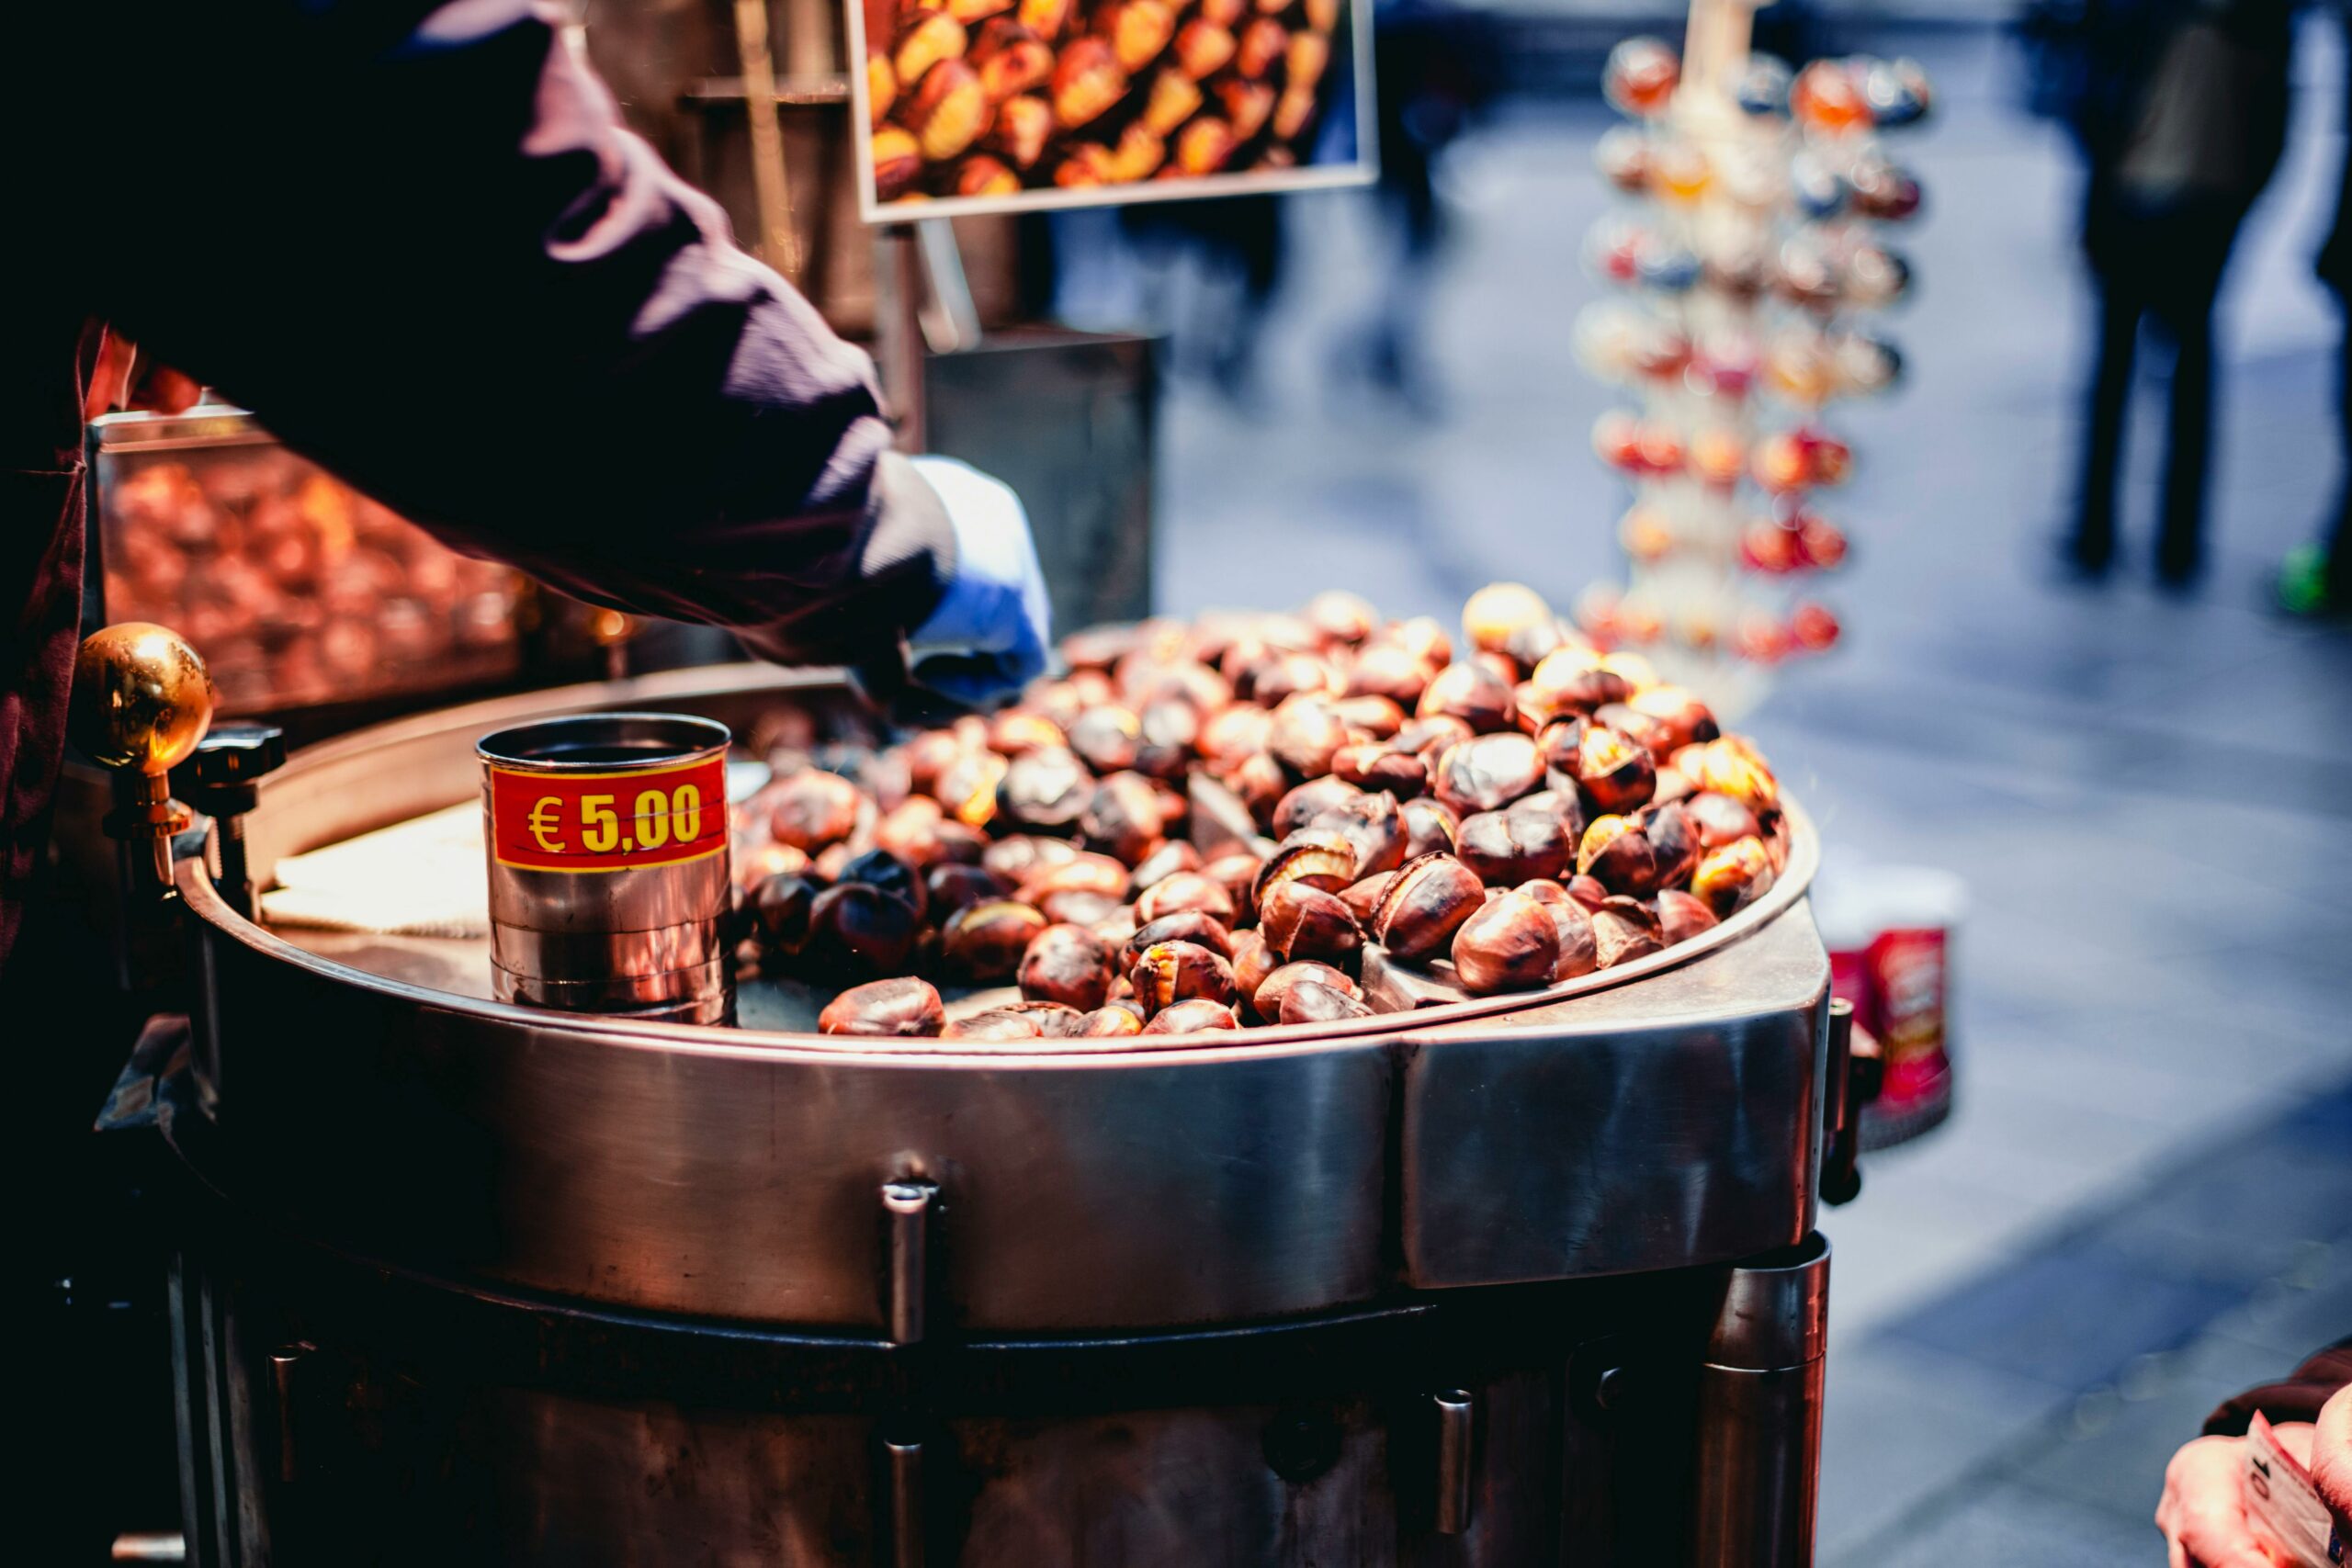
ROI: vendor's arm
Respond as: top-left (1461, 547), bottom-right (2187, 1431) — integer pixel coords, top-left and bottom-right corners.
top-left (81, 0), bottom-right (1044, 682)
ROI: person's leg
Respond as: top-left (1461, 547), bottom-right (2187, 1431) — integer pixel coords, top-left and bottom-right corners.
top-left (2153, 213), bottom-right (2241, 587)
top-left (2324, 302), bottom-right (2352, 599)
top-left (2072, 276), bottom-right (2139, 575)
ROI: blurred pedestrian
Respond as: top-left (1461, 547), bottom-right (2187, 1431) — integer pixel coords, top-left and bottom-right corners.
top-left (2055, 0), bottom-right (2292, 587)
top-left (2278, 5), bottom-right (2352, 618)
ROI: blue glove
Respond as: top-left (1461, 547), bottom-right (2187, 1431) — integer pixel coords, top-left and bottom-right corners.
top-left (907, 456), bottom-right (1053, 707)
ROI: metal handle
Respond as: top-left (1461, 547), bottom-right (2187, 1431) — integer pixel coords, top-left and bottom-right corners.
top-left (1432, 1389), bottom-right (1475, 1535)
top-left (882, 1179), bottom-right (936, 1345)
top-left (885, 1437), bottom-right (925, 1568)
top-left (1821, 998), bottom-right (1862, 1205)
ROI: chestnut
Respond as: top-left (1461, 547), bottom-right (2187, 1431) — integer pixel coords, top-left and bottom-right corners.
top-left (1399, 714), bottom-right (1475, 759)
top-left (1037, 888), bottom-right (1123, 928)
top-left (1331, 694), bottom-right (1407, 739)
top-left (1131, 839), bottom-right (1204, 890)
top-left (950, 148), bottom-right (1021, 196)
top-left (904, 62), bottom-right (990, 162)
top-left (1308, 790), bottom-right (1408, 879)
top-left (989, 92), bottom-right (1054, 168)
top-left (926, 861), bottom-right (1009, 919)
top-left (1101, 0), bottom-right (1177, 72)
top-left (1197, 0), bottom-right (1245, 25)
top-left (819, 976), bottom-right (946, 1037)
top-left (943, 1010), bottom-right (1044, 1043)
top-left (1526, 651), bottom-right (1632, 718)
top-left (900, 730), bottom-right (969, 795)
top-left (1253, 829), bottom-right (1357, 903)
top-left (969, 17), bottom-right (1054, 99)
top-left (1173, 18), bottom-right (1238, 79)
top-left (1129, 940), bottom-right (1239, 1014)
top-left (1267, 695), bottom-right (1350, 778)
top-left (735, 840), bottom-right (810, 892)
top-left (1259, 882), bottom-right (1363, 966)
top-left (935, 749), bottom-right (1010, 828)
top-left (1020, 0), bottom-right (1073, 38)
top-left (998, 747), bottom-right (1091, 834)
top-left (1455, 807), bottom-right (1570, 887)
top-left (1657, 888), bottom-right (1721, 946)
top-left (1123, 910), bottom-right (1237, 965)
top-left (1065, 704), bottom-right (1141, 773)
top-left (1274, 775), bottom-right (1362, 838)
top-left (1400, 796), bottom-right (1460, 859)
top-left (988, 709), bottom-right (1066, 756)
top-left (983, 833), bottom-right (1076, 884)
top-left (1340, 872), bottom-right (1394, 924)
top-left (1227, 750), bottom-right (1291, 827)
top-left (1372, 852), bottom-right (1485, 963)
top-left (1229, 929), bottom-right (1278, 1011)
top-left (805, 884), bottom-right (923, 979)
top-left (1417, 661), bottom-right (1517, 734)
top-left (868, 50), bottom-right (899, 128)
top-left (1199, 703), bottom-right (1275, 764)
top-left (1141, 998), bottom-right (1242, 1033)
top-left (1021, 851), bottom-right (1132, 906)
top-left (1461, 582), bottom-right (1552, 658)
top-left (1019, 922), bottom-right (1120, 1011)
top-left (942, 899), bottom-right (1050, 982)
top-left (1692, 738), bottom-right (1781, 815)
top-left (1080, 1004), bottom-right (1144, 1037)
top-left (1549, 899), bottom-right (1600, 980)
top-left (1142, 67), bottom-right (1204, 137)
top-left (1572, 724), bottom-right (1657, 816)
top-left (1052, 37), bottom-right (1127, 130)
top-left (1642, 799), bottom-right (1701, 887)
top-left (1566, 874), bottom-right (1610, 912)
top-left (1133, 870), bottom-right (1238, 927)
top-left (1690, 836), bottom-right (1774, 916)
top-left (750, 872), bottom-right (820, 955)
top-left (1081, 771), bottom-right (1167, 865)
top-left (769, 770), bottom-right (862, 852)
top-left (1347, 644), bottom-right (1433, 708)
top-left (1280, 981), bottom-right (1376, 1024)
top-left (1134, 698), bottom-right (1204, 779)
top-left (1236, 17), bottom-right (1286, 78)
top-left (1626, 684), bottom-right (1719, 751)
top-left (1332, 743), bottom-right (1426, 797)
top-left (1590, 897), bottom-right (1666, 968)
top-left (1431, 733), bottom-right (1544, 816)
top-left (1175, 117), bottom-right (1239, 176)
top-left (1684, 791), bottom-right (1763, 849)
top-left (1004, 999), bottom-right (1088, 1038)
top-left (1203, 852), bottom-right (1266, 921)
top-left (1255, 960), bottom-right (1360, 1021)
top-left (1451, 889), bottom-right (1562, 995)
top-left (1577, 814), bottom-right (1662, 897)
top-left (873, 796), bottom-right (947, 869)
top-left (894, 12), bottom-right (969, 92)
top-left (836, 848), bottom-right (926, 923)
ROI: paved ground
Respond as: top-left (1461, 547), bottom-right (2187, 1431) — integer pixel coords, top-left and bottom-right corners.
top-left (1060, 17), bottom-right (2352, 1561)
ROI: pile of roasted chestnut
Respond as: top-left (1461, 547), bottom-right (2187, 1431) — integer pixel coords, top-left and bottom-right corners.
top-left (866, 0), bottom-right (1344, 204)
top-left (729, 583), bottom-right (1792, 1041)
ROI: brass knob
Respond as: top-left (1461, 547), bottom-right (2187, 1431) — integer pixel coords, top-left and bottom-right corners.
top-left (71, 621), bottom-right (216, 777)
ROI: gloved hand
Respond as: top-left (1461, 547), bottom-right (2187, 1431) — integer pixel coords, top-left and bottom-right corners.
top-left (905, 456), bottom-right (1053, 708)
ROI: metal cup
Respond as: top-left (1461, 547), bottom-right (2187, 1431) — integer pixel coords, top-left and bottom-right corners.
top-left (477, 713), bottom-right (733, 1024)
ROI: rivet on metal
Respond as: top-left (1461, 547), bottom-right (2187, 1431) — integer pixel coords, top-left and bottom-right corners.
top-left (882, 1179), bottom-right (936, 1346)
top-left (1433, 1388), bottom-right (1475, 1535)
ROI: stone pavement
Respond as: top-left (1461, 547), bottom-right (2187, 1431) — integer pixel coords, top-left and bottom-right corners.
top-left (1069, 16), bottom-right (2352, 1560)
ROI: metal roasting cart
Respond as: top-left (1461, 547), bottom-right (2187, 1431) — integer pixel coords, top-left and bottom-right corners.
top-left (72, 637), bottom-right (1872, 1568)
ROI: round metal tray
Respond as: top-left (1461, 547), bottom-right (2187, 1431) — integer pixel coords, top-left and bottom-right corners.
top-left (174, 666), bottom-right (1832, 1334)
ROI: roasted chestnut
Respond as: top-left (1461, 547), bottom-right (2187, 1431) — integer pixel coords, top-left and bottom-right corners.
top-left (1259, 882), bottom-right (1363, 966)
top-left (1019, 922), bottom-right (1120, 1011)
top-left (1656, 888), bottom-right (1721, 946)
top-left (1331, 743), bottom-right (1426, 797)
top-left (1690, 835), bottom-right (1774, 915)
top-left (1549, 898), bottom-right (1600, 980)
top-left (984, 833), bottom-right (1076, 884)
top-left (1451, 888), bottom-right (1562, 995)
top-left (1340, 872), bottom-right (1394, 923)
top-left (819, 976), bottom-right (945, 1037)
top-left (1372, 852), bottom-right (1485, 963)
top-left (1691, 738), bottom-right (1780, 815)
top-left (837, 848), bottom-right (927, 923)
top-left (1021, 851), bottom-right (1132, 906)
top-left (1572, 725), bottom-right (1657, 816)
top-left (943, 1010), bottom-right (1044, 1043)
top-left (1590, 896), bottom-right (1665, 968)
top-left (1626, 684), bottom-right (1719, 751)
top-left (1140, 998), bottom-right (1242, 1033)
top-left (1577, 814), bottom-right (1662, 897)
top-left (1279, 981), bottom-right (1375, 1024)
top-left (1254, 960), bottom-right (1360, 1021)
top-left (1254, 829), bottom-right (1358, 902)
top-left (1229, 928), bottom-right (1278, 1010)
top-left (1080, 1003), bottom-right (1145, 1036)
top-left (1124, 910), bottom-right (1237, 965)
top-left (1684, 791), bottom-right (1764, 849)
top-left (1643, 799), bottom-right (1701, 887)
top-left (1400, 795), bottom-right (1460, 859)
top-left (942, 899), bottom-right (1050, 982)
top-left (1081, 771), bottom-right (1166, 865)
top-left (769, 769), bottom-right (861, 851)
top-left (926, 861), bottom-right (1009, 919)
top-left (1130, 839), bottom-right (1204, 890)
top-left (1346, 643), bottom-right (1433, 708)
top-left (1455, 807), bottom-right (1571, 886)
top-left (1133, 870), bottom-right (1238, 927)
top-left (1274, 775), bottom-right (1362, 838)
top-left (1052, 36), bottom-right (1127, 128)
top-left (998, 747), bottom-right (1091, 834)
top-left (749, 872), bottom-right (819, 954)
top-left (805, 884), bottom-right (922, 979)
top-left (1129, 940), bottom-right (1240, 1014)
top-left (1431, 733), bottom-right (1544, 816)
top-left (1202, 852), bottom-right (1265, 921)
top-left (1417, 661), bottom-right (1516, 735)
top-left (1461, 582), bottom-right (1554, 659)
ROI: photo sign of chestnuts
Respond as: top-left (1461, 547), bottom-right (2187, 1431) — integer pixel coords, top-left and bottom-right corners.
top-left (858, 0), bottom-right (1361, 211)
top-left (731, 582), bottom-right (1795, 1042)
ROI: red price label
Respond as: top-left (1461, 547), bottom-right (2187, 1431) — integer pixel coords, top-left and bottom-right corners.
top-left (487, 754), bottom-right (728, 874)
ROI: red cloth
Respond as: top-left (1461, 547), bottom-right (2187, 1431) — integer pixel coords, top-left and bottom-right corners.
top-left (2205, 1338), bottom-right (2352, 1436)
